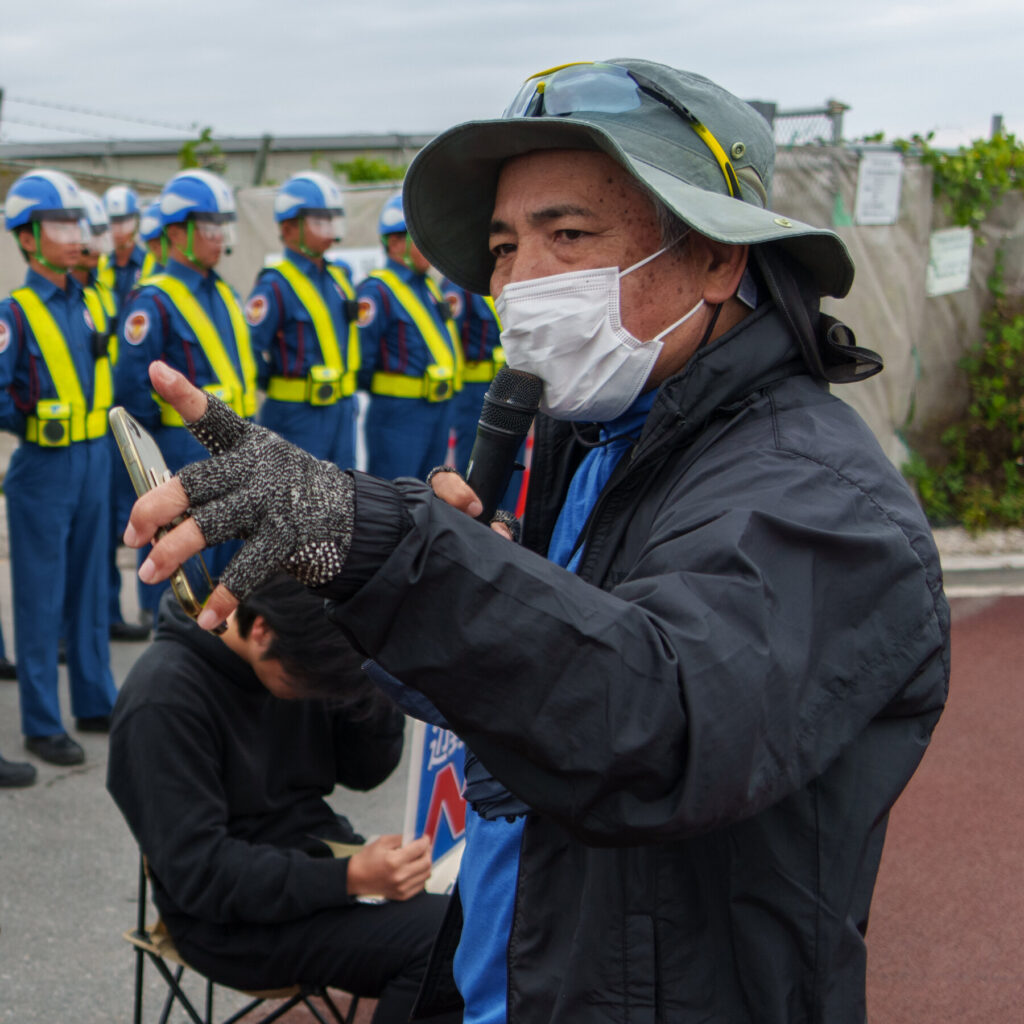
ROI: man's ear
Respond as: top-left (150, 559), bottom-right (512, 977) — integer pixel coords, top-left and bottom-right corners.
top-left (19, 227), bottom-right (36, 256)
top-left (248, 615), bottom-right (274, 656)
top-left (692, 236), bottom-right (749, 305)
top-left (165, 223), bottom-right (186, 250)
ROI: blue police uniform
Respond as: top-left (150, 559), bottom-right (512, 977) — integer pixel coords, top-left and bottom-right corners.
top-left (98, 243), bottom-right (149, 321)
top-left (88, 265), bottom-right (142, 630)
top-left (99, 245), bottom-right (152, 626)
top-left (357, 258), bottom-right (461, 480)
top-left (246, 248), bottom-right (359, 468)
top-left (115, 258), bottom-right (257, 611)
top-left (0, 269), bottom-right (118, 738)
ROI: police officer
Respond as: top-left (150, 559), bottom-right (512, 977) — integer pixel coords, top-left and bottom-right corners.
top-left (115, 169), bottom-right (257, 614)
top-left (357, 192), bottom-right (462, 479)
top-left (139, 200), bottom-right (165, 279)
top-left (0, 170), bottom-right (119, 766)
top-left (72, 191), bottom-right (152, 641)
top-left (99, 185), bottom-right (148, 311)
top-left (70, 190), bottom-right (118, 322)
top-left (245, 172), bottom-right (359, 467)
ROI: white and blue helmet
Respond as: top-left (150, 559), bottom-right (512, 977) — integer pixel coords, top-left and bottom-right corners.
top-left (274, 171), bottom-right (344, 222)
top-left (78, 189), bottom-right (113, 255)
top-left (4, 170), bottom-right (85, 231)
top-left (103, 184), bottom-right (141, 221)
top-left (378, 192), bottom-right (407, 237)
top-left (139, 200), bottom-right (164, 242)
top-left (80, 189), bottom-right (110, 232)
top-left (159, 169), bottom-right (236, 226)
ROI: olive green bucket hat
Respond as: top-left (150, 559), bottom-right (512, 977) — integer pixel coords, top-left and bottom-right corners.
top-left (403, 59), bottom-right (854, 299)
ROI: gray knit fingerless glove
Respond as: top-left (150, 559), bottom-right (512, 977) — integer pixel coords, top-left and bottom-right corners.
top-left (177, 395), bottom-right (355, 597)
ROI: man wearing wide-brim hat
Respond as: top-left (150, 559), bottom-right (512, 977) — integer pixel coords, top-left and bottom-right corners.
top-left (126, 59), bottom-right (951, 1023)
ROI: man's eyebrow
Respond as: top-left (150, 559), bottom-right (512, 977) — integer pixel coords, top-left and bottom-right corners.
top-left (489, 205), bottom-right (596, 235)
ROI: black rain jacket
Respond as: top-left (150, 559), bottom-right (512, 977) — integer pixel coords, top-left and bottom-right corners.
top-left (325, 303), bottom-right (950, 1023)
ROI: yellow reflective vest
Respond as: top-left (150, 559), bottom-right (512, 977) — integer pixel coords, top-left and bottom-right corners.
top-left (263, 258), bottom-right (361, 405)
top-left (368, 270), bottom-right (463, 403)
top-left (12, 285), bottom-right (113, 447)
top-left (144, 273), bottom-right (258, 425)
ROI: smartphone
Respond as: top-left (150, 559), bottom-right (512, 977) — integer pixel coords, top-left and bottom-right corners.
top-left (109, 406), bottom-right (215, 620)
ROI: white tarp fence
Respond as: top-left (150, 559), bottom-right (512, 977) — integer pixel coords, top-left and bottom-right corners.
top-left (2, 157), bottom-right (1022, 469)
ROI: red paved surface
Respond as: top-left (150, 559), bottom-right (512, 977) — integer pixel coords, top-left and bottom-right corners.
top-left (262, 990), bottom-right (373, 1022)
top-left (867, 595), bottom-right (1024, 1022)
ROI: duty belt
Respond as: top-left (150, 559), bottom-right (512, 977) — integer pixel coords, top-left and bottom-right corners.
top-left (370, 366), bottom-right (455, 402)
top-left (461, 347), bottom-right (506, 383)
top-left (266, 366), bottom-right (357, 406)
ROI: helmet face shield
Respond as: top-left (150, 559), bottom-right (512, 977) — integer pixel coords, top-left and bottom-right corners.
top-left (303, 213), bottom-right (345, 244)
top-left (84, 222), bottom-right (113, 255)
top-left (41, 219), bottom-right (89, 245)
top-left (110, 214), bottom-right (139, 247)
top-left (194, 218), bottom-right (236, 248)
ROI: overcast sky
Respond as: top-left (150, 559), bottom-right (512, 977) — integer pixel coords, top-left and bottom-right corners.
top-left (1, 0), bottom-right (1020, 149)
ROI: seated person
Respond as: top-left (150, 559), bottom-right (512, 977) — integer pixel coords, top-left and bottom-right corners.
top-left (107, 575), bottom-right (459, 1024)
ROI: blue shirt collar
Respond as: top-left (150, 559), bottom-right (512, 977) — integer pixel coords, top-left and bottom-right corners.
top-left (597, 387), bottom-right (658, 442)
top-left (284, 246), bottom-right (323, 276)
top-left (24, 267), bottom-right (81, 302)
top-left (166, 256), bottom-right (216, 291)
top-left (384, 256), bottom-right (425, 283)
top-left (127, 244), bottom-right (147, 269)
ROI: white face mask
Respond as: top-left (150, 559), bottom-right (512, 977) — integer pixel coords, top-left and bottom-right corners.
top-left (494, 244), bottom-right (705, 422)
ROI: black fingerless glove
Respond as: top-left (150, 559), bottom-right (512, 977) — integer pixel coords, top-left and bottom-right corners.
top-left (177, 395), bottom-right (355, 597)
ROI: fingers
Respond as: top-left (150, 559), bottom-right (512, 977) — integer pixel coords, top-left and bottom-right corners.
top-left (430, 470), bottom-right (483, 518)
top-left (386, 839), bottom-right (433, 900)
top-left (138, 517), bottom-right (207, 584)
top-left (216, 535), bottom-right (286, 614)
top-left (491, 520), bottom-right (514, 541)
top-left (149, 361), bottom-right (209, 424)
top-left (196, 585), bottom-right (240, 632)
top-left (124, 478), bottom-right (191, 548)
top-left (190, 489), bottom-right (260, 546)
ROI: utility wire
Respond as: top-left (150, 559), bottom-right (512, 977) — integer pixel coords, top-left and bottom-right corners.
top-left (0, 115), bottom-right (125, 141)
top-left (6, 95), bottom-right (197, 133)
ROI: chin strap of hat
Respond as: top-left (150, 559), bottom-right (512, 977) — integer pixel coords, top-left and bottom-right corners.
top-left (752, 246), bottom-right (883, 384)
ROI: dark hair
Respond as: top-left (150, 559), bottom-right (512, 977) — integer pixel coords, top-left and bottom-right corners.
top-left (235, 573), bottom-right (385, 715)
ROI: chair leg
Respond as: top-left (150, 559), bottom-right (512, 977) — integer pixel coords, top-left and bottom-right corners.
top-left (149, 955), bottom-right (207, 1024)
top-left (305, 988), bottom-right (358, 1024)
top-left (133, 945), bottom-right (146, 1024)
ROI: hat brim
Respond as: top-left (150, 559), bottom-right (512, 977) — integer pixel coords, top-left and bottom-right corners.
top-left (404, 117), bottom-right (854, 299)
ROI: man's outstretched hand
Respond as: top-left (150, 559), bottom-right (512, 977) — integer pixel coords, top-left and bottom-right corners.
top-left (124, 362), bottom-right (356, 630)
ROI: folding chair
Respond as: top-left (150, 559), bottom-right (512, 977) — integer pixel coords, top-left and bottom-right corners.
top-left (124, 855), bottom-right (360, 1024)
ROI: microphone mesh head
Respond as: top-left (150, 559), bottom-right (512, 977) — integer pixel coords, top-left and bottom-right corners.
top-left (479, 368), bottom-right (543, 434)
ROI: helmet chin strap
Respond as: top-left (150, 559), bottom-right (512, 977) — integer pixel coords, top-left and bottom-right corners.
top-left (297, 218), bottom-right (321, 261)
top-left (402, 233), bottom-right (417, 272)
top-left (30, 222), bottom-right (67, 275)
top-left (180, 220), bottom-right (212, 271)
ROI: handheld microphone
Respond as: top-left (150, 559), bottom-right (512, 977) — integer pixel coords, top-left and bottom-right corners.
top-left (465, 367), bottom-right (543, 523)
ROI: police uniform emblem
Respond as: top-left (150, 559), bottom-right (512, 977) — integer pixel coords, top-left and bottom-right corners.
top-left (444, 290), bottom-right (463, 320)
top-left (0, 320), bottom-right (9, 355)
top-left (83, 307), bottom-right (96, 332)
top-left (125, 311), bottom-right (150, 346)
top-left (245, 295), bottom-right (268, 326)
top-left (357, 296), bottom-right (377, 328)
